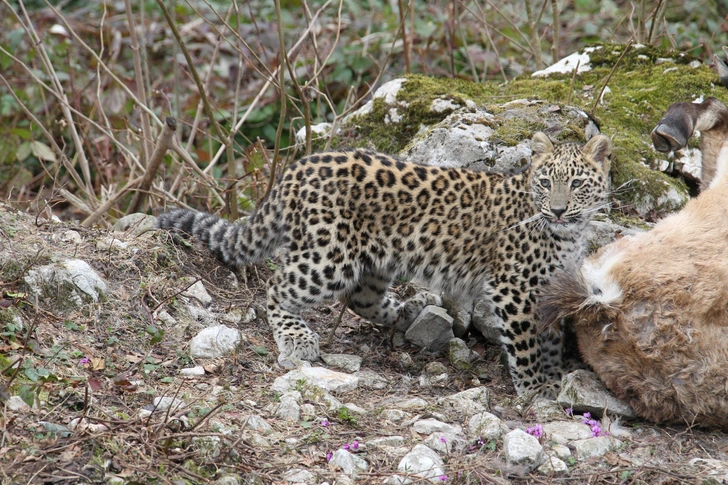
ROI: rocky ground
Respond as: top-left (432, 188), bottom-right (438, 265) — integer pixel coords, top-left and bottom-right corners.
top-left (2, 204), bottom-right (728, 485)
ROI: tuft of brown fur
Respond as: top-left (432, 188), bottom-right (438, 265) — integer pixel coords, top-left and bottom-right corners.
top-left (543, 98), bottom-right (728, 430)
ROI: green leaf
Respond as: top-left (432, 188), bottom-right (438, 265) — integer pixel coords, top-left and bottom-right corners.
top-left (300, 420), bottom-right (312, 429)
top-left (30, 140), bottom-right (57, 162)
top-left (160, 377), bottom-right (174, 383)
top-left (16, 142), bottom-right (31, 162)
top-left (18, 384), bottom-right (35, 407)
top-left (24, 366), bottom-right (39, 382)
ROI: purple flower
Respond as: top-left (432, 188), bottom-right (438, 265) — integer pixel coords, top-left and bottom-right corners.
top-left (326, 451), bottom-right (333, 462)
top-left (439, 436), bottom-right (447, 443)
top-left (438, 475), bottom-right (448, 481)
top-left (583, 412), bottom-right (592, 420)
top-left (581, 413), bottom-right (609, 437)
top-left (351, 440), bottom-right (359, 450)
top-left (343, 443), bottom-right (350, 451)
top-left (477, 437), bottom-right (484, 446)
top-left (320, 419), bottom-right (330, 427)
top-left (565, 407), bottom-right (573, 416)
top-left (79, 358), bottom-right (90, 365)
top-left (525, 424), bottom-right (543, 438)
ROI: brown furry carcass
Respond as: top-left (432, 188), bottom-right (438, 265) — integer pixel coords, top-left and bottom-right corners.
top-left (540, 97), bottom-right (728, 430)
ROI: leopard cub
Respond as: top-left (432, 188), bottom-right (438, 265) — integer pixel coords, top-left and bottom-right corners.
top-left (158, 132), bottom-right (612, 395)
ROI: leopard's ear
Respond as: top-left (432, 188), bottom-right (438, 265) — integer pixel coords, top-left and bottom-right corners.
top-left (583, 135), bottom-right (613, 173)
top-left (531, 132), bottom-right (554, 157)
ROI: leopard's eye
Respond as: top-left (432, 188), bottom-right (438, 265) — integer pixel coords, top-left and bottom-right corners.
top-left (571, 179), bottom-right (583, 188)
top-left (539, 178), bottom-right (551, 189)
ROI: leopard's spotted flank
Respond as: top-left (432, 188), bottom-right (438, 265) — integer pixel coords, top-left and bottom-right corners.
top-left (158, 132), bottom-right (612, 395)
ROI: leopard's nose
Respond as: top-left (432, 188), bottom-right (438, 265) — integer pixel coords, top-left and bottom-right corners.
top-left (551, 207), bottom-right (566, 218)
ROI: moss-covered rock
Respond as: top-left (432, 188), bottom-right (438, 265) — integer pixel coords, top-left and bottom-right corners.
top-left (331, 43), bottom-right (727, 216)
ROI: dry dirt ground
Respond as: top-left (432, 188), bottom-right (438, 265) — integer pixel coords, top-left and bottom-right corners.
top-left (1, 203), bottom-right (728, 485)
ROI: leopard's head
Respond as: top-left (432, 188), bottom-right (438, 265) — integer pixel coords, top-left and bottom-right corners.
top-left (529, 132), bottom-right (612, 229)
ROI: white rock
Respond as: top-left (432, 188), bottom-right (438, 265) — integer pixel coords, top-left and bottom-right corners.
top-left (282, 468), bottom-right (315, 484)
top-left (424, 432), bottom-right (467, 454)
top-left (68, 417), bottom-right (109, 433)
top-left (295, 122), bottom-right (333, 145)
top-left (180, 366), bottom-right (205, 376)
top-left (447, 336), bottom-right (478, 368)
top-left (182, 280), bottom-right (213, 305)
top-left (247, 433), bottom-right (271, 448)
top-left (354, 369), bottom-right (389, 389)
top-left (441, 387), bottom-right (490, 417)
top-left (189, 325), bottom-right (241, 358)
top-left (244, 414), bottom-right (274, 435)
top-left (275, 391), bottom-right (302, 422)
top-left (24, 259), bottom-right (107, 307)
top-left (342, 403), bottom-right (367, 414)
top-left (302, 387), bottom-right (343, 411)
top-left (550, 444), bottom-right (572, 460)
top-left (395, 444), bottom-right (446, 483)
top-left (114, 213), bottom-right (158, 235)
top-left (542, 421), bottom-right (593, 441)
top-left (329, 449), bottom-right (369, 475)
top-left (558, 370), bottom-right (634, 418)
top-left (412, 418), bottom-right (462, 436)
top-left (381, 409), bottom-right (409, 421)
top-left (385, 397), bottom-right (429, 411)
top-left (404, 306), bottom-right (454, 351)
top-left (573, 436), bottom-right (622, 460)
top-left (7, 395), bottom-right (31, 412)
top-left (430, 97), bottom-right (460, 113)
top-left (272, 366), bottom-right (359, 394)
top-left (96, 236), bottom-right (130, 251)
top-left (213, 475), bottom-right (243, 485)
top-left (537, 454), bottom-right (569, 475)
top-left (503, 429), bottom-right (544, 471)
top-left (58, 230), bottom-right (83, 245)
top-left (321, 353), bottom-right (362, 372)
top-left (222, 307), bottom-right (256, 324)
top-left (368, 436), bottom-right (406, 448)
top-left (467, 412), bottom-right (509, 441)
top-left (153, 396), bottom-right (185, 413)
top-left (532, 47), bottom-right (599, 77)
top-left (374, 78), bottom-right (406, 105)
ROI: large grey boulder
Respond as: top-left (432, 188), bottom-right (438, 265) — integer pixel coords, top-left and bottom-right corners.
top-left (404, 306), bottom-right (454, 351)
top-left (557, 370), bottom-right (634, 418)
top-left (24, 259), bottom-right (107, 309)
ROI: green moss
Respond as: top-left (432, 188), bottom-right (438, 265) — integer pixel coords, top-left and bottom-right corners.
top-left (333, 43), bottom-right (725, 213)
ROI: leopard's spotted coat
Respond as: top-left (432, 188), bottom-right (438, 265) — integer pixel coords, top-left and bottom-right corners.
top-left (158, 132), bottom-right (612, 395)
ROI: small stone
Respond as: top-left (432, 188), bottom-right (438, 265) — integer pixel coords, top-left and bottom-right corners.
top-left (7, 395), bottom-right (31, 411)
top-left (385, 397), bottom-right (429, 411)
top-left (443, 299), bottom-right (473, 337)
top-left (529, 398), bottom-right (570, 422)
top-left (281, 468), bottom-right (315, 484)
top-left (419, 368), bottom-right (448, 388)
top-left (342, 403), bottom-right (367, 414)
top-left (468, 412), bottom-right (509, 441)
top-left (182, 280), bottom-right (213, 306)
top-left (275, 392), bottom-right (302, 422)
top-left (424, 432), bottom-right (467, 454)
top-left (381, 409), bottom-right (409, 421)
top-left (538, 455), bottom-right (569, 475)
top-left (96, 236), bottom-right (129, 250)
top-left (275, 366), bottom-right (359, 394)
top-left (321, 353), bottom-right (363, 372)
top-left (189, 325), bottom-right (241, 359)
top-left (412, 418), bottom-right (462, 436)
top-left (213, 475), bottom-right (243, 485)
top-left (542, 421), bottom-right (592, 442)
top-left (244, 415), bottom-right (274, 435)
top-left (247, 433), bottom-right (271, 448)
top-left (153, 397), bottom-right (185, 413)
top-left (222, 307), bottom-right (256, 324)
top-left (558, 370), bottom-right (634, 418)
top-left (405, 306), bottom-right (455, 351)
top-left (24, 258), bottom-right (108, 307)
top-left (68, 417), bottom-right (109, 433)
top-left (397, 352), bottom-right (415, 369)
top-left (424, 361), bottom-right (448, 375)
top-left (441, 387), bottom-right (490, 417)
top-left (367, 436), bottom-right (406, 448)
top-left (395, 444), bottom-right (445, 483)
top-left (447, 338), bottom-right (479, 370)
top-left (503, 429), bottom-right (544, 471)
top-left (180, 366), bottom-right (205, 376)
top-left (329, 449), bottom-right (369, 475)
top-left (573, 436), bottom-right (622, 460)
top-left (550, 444), bottom-right (572, 460)
top-left (354, 369), bottom-right (389, 390)
top-left (114, 213), bottom-right (158, 235)
top-left (471, 299), bottom-right (501, 345)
